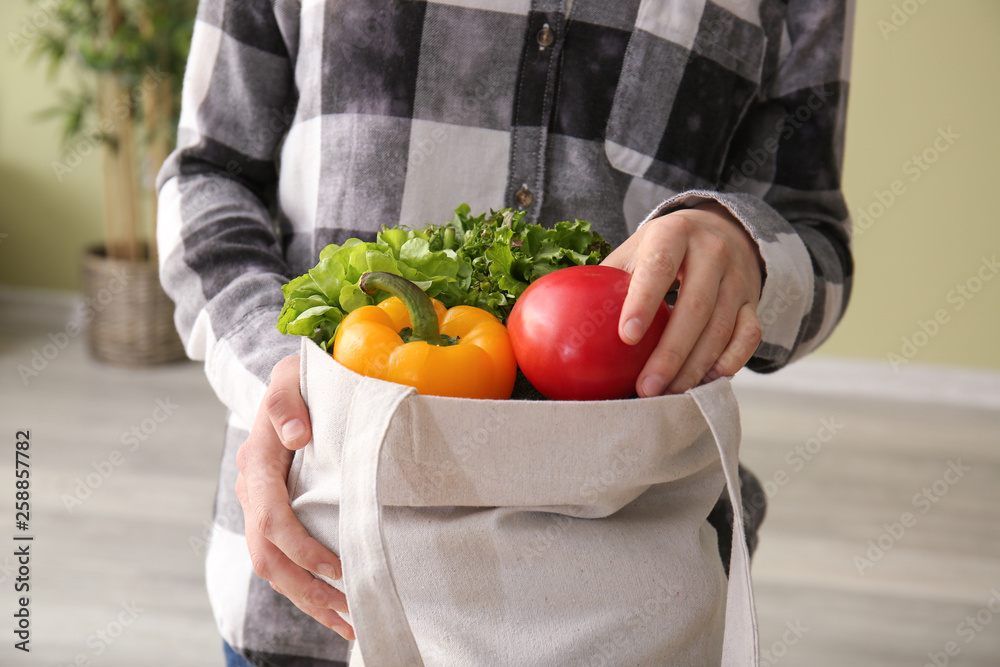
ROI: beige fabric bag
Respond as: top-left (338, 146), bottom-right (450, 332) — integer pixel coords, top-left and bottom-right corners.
top-left (288, 338), bottom-right (758, 666)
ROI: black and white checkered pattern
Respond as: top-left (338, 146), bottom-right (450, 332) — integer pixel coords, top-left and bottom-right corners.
top-left (158, 1), bottom-right (854, 664)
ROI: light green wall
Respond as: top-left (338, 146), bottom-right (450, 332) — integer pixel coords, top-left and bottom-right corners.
top-left (2, 1), bottom-right (999, 370)
top-left (825, 0), bottom-right (1000, 370)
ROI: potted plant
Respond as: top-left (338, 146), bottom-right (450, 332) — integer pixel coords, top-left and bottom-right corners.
top-left (27, 0), bottom-right (196, 365)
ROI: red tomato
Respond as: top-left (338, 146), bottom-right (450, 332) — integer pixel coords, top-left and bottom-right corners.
top-left (507, 265), bottom-right (670, 401)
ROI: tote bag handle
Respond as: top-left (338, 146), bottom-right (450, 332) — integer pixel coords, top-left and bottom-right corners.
top-left (691, 380), bottom-right (760, 666)
top-left (338, 376), bottom-right (758, 666)
top-left (338, 376), bottom-right (423, 666)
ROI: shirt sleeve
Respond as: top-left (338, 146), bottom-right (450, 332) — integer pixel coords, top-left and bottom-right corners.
top-left (156, 0), bottom-right (300, 427)
top-left (642, 0), bottom-right (855, 373)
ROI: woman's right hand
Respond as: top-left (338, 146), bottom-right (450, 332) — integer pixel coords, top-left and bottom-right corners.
top-left (234, 355), bottom-right (355, 640)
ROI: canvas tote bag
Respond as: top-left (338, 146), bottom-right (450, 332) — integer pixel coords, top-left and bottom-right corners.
top-left (288, 338), bottom-right (758, 666)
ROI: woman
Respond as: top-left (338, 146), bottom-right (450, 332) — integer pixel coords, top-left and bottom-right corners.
top-left (157, 0), bottom-right (855, 663)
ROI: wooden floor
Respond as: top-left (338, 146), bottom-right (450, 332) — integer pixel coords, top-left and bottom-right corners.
top-left (1, 288), bottom-right (998, 666)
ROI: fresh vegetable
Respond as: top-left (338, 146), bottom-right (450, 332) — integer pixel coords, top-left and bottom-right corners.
top-left (427, 205), bottom-right (611, 320)
top-left (333, 272), bottom-right (517, 399)
top-left (506, 266), bottom-right (670, 401)
top-left (276, 235), bottom-right (466, 352)
top-left (276, 205), bottom-right (610, 351)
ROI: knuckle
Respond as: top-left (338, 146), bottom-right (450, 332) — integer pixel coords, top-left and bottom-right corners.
top-left (736, 311), bottom-right (763, 349)
top-left (645, 215), bottom-right (670, 232)
top-left (235, 440), bottom-right (250, 471)
top-left (705, 239), bottom-right (729, 264)
top-left (684, 291), bottom-right (714, 317)
top-left (642, 249), bottom-right (677, 282)
top-left (264, 453), bottom-right (291, 478)
top-left (248, 547), bottom-right (271, 581)
top-left (734, 269), bottom-right (755, 291)
top-left (289, 596), bottom-right (321, 619)
top-left (302, 583), bottom-right (331, 608)
top-left (282, 540), bottom-right (312, 571)
top-left (658, 212), bottom-right (693, 236)
top-left (716, 326), bottom-right (761, 374)
top-left (714, 349), bottom-right (740, 375)
top-left (254, 504), bottom-right (277, 539)
top-left (656, 347), bottom-right (686, 377)
top-left (674, 370), bottom-right (699, 391)
top-left (735, 276), bottom-right (760, 304)
top-left (743, 320), bottom-right (763, 348)
top-left (270, 354), bottom-right (299, 382)
top-left (708, 318), bottom-right (734, 344)
top-left (264, 386), bottom-right (295, 418)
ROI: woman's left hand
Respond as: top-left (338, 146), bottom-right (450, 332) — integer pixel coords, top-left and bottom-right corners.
top-left (601, 201), bottom-right (764, 397)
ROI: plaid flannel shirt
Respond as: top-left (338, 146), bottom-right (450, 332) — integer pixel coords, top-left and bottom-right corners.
top-left (157, 0), bottom-right (855, 663)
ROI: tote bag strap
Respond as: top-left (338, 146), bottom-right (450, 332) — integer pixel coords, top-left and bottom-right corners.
top-left (339, 375), bottom-right (424, 666)
top-left (690, 379), bottom-right (760, 667)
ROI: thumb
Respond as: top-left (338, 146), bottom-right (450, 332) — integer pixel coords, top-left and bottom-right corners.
top-left (264, 355), bottom-right (312, 450)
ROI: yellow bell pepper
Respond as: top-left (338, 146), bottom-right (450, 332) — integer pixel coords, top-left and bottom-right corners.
top-left (333, 272), bottom-right (516, 399)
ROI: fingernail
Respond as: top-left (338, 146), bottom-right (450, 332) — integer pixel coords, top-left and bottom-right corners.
top-left (704, 368), bottom-right (721, 382)
top-left (622, 318), bottom-right (645, 344)
top-left (318, 562), bottom-right (341, 581)
top-left (641, 375), bottom-right (666, 397)
top-left (282, 419), bottom-right (305, 443)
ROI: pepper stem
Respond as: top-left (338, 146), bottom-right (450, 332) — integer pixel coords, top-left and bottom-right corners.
top-left (359, 272), bottom-right (447, 346)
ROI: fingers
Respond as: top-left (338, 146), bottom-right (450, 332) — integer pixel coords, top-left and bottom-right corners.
top-left (635, 238), bottom-right (725, 397)
top-left (272, 580), bottom-right (356, 641)
top-left (236, 412), bottom-right (343, 579)
top-left (265, 355), bottom-right (312, 451)
top-left (706, 302), bottom-right (762, 381)
top-left (611, 208), bottom-right (764, 396)
top-left (662, 273), bottom-right (757, 393)
top-left (238, 479), bottom-right (346, 609)
top-left (238, 476), bottom-right (354, 638)
top-left (616, 219), bottom-right (689, 346)
top-left (234, 357), bottom-right (352, 638)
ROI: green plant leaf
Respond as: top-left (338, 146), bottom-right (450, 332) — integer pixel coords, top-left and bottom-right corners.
top-left (278, 206), bottom-right (611, 342)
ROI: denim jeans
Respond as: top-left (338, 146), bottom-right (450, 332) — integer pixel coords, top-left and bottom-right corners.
top-left (224, 641), bottom-right (255, 667)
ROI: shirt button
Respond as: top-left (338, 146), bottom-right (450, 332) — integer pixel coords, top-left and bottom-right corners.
top-left (515, 185), bottom-right (534, 208)
top-left (537, 24), bottom-right (555, 48)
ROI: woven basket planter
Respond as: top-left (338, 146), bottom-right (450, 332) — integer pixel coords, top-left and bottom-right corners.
top-left (80, 245), bottom-right (187, 366)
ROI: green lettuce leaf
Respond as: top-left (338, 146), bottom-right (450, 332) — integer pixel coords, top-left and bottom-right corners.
top-left (276, 205), bottom-right (611, 348)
